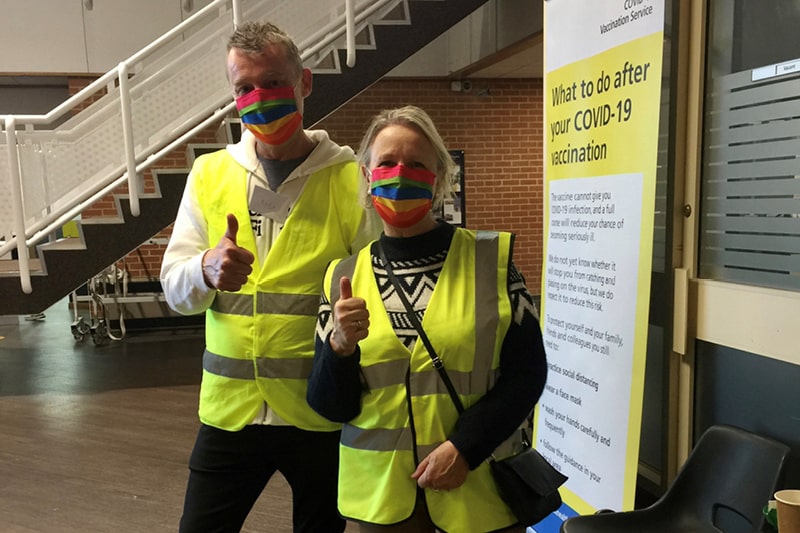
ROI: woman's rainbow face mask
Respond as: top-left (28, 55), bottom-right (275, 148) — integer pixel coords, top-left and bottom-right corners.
top-left (369, 164), bottom-right (436, 228)
top-left (235, 86), bottom-right (302, 146)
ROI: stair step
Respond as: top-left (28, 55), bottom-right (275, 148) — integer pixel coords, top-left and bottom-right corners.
top-left (0, 258), bottom-right (43, 275)
top-left (38, 237), bottom-right (86, 252)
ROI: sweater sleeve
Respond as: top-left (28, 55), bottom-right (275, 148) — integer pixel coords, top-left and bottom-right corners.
top-left (307, 293), bottom-right (364, 422)
top-left (448, 264), bottom-right (548, 469)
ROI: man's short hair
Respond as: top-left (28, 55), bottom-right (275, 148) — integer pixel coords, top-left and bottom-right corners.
top-left (227, 21), bottom-right (304, 78)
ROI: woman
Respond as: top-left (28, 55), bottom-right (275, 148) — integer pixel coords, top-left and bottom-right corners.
top-left (308, 105), bottom-right (548, 533)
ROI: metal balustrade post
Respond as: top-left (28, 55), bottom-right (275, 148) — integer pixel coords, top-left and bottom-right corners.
top-left (117, 62), bottom-right (141, 217)
top-left (232, 0), bottom-right (242, 28)
top-left (346, 0), bottom-right (356, 68)
top-left (4, 116), bottom-right (32, 294)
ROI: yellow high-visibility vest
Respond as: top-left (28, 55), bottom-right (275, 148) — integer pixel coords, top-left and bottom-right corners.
top-left (326, 229), bottom-right (519, 532)
top-left (195, 150), bottom-right (365, 431)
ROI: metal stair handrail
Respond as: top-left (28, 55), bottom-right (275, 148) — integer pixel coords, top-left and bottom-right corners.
top-left (0, 0), bottom-right (405, 294)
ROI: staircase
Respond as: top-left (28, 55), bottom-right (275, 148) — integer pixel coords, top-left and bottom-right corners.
top-left (0, 0), bottom-right (492, 316)
top-left (2, 170), bottom-right (187, 316)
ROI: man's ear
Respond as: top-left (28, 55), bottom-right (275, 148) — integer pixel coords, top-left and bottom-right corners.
top-left (301, 67), bottom-right (313, 97)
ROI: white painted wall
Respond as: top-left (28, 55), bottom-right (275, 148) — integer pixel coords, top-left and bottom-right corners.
top-left (0, 0), bottom-right (214, 74)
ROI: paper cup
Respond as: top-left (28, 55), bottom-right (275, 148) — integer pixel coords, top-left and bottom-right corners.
top-left (775, 490), bottom-right (800, 533)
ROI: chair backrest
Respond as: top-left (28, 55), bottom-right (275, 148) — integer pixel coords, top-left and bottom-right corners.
top-left (663, 424), bottom-right (790, 532)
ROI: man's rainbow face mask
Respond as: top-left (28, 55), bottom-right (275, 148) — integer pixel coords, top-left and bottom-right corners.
top-left (235, 86), bottom-right (302, 146)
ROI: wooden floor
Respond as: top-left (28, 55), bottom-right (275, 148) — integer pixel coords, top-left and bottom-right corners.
top-left (0, 300), bottom-right (358, 532)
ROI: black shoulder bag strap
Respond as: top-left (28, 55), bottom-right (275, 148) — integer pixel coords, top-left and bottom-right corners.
top-left (376, 241), bottom-right (465, 414)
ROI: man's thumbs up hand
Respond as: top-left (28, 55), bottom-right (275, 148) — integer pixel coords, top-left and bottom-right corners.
top-left (202, 213), bottom-right (255, 291)
top-left (223, 212), bottom-right (241, 246)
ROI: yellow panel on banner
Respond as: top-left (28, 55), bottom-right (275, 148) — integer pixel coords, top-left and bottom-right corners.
top-left (547, 33), bottom-right (662, 181)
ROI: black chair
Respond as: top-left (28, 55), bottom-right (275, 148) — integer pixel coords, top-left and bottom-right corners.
top-left (560, 424), bottom-right (791, 533)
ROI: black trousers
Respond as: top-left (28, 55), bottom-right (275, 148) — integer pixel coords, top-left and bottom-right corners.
top-left (179, 423), bottom-right (345, 533)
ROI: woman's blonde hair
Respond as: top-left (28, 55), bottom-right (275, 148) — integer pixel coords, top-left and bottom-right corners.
top-left (357, 105), bottom-right (457, 209)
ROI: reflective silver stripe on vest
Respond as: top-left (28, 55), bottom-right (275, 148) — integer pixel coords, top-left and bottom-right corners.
top-left (341, 424), bottom-right (414, 452)
top-left (211, 292), bottom-right (253, 316)
top-left (360, 359), bottom-right (409, 389)
top-left (330, 255), bottom-right (358, 305)
top-left (211, 292), bottom-right (318, 316)
top-left (257, 292), bottom-right (319, 316)
top-left (204, 350), bottom-right (313, 380)
top-left (472, 231), bottom-right (501, 393)
top-left (341, 426), bottom-right (446, 458)
top-left (255, 357), bottom-right (314, 379)
top-left (342, 425), bottom-right (446, 457)
top-left (409, 368), bottom-right (501, 397)
top-left (203, 349), bottom-right (255, 380)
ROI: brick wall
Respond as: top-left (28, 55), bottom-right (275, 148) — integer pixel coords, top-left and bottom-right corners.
top-left (72, 77), bottom-right (545, 294)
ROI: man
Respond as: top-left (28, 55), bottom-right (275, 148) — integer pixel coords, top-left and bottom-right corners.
top-left (160, 21), bottom-right (377, 532)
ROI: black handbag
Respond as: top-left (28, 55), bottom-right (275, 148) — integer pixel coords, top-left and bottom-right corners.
top-left (489, 427), bottom-right (568, 525)
top-left (377, 242), bottom-right (568, 526)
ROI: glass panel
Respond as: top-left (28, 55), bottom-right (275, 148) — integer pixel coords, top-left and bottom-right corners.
top-left (701, 1), bottom-right (800, 291)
